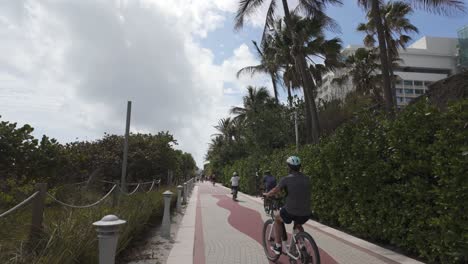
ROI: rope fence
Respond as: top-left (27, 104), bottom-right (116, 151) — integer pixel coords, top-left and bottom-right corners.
top-left (147, 181), bottom-right (156, 192)
top-left (46, 185), bottom-right (117, 209)
top-left (0, 174), bottom-right (179, 251)
top-left (1, 178), bottom-right (163, 218)
top-left (100, 179), bottom-right (158, 185)
top-left (120, 184), bottom-right (140, 196)
top-left (0, 191), bottom-right (39, 218)
top-left (63, 180), bottom-right (89, 186)
top-left (127, 180), bottom-right (154, 186)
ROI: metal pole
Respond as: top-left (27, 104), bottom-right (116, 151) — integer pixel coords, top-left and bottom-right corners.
top-left (121, 101), bottom-right (132, 193)
top-left (294, 111), bottom-right (299, 153)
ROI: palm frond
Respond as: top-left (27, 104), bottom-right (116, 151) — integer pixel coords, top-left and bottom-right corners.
top-left (261, 0), bottom-right (277, 45)
top-left (235, 0), bottom-right (266, 30)
top-left (363, 34), bottom-right (376, 47)
top-left (406, 0), bottom-right (465, 15)
top-left (230, 106), bottom-right (247, 116)
top-left (236, 65), bottom-right (268, 78)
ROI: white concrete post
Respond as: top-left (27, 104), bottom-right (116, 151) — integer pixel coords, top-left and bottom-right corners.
top-left (162, 190), bottom-right (173, 238)
top-left (176, 185), bottom-right (183, 213)
top-left (188, 179), bottom-right (192, 195)
top-left (93, 215), bottom-right (126, 264)
top-left (183, 183), bottom-right (188, 204)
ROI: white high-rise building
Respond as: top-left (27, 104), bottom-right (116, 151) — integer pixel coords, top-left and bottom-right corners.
top-left (317, 36), bottom-right (460, 107)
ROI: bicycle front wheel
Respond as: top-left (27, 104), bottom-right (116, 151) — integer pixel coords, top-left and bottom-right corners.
top-left (293, 232), bottom-right (320, 264)
top-left (262, 219), bottom-right (280, 262)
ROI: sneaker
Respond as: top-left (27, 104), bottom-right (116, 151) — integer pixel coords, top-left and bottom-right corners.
top-left (271, 244), bottom-right (282, 255)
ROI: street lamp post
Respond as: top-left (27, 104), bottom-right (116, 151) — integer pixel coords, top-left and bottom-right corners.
top-left (121, 101), bottom-right (132, 193)
top-left (294, 111), bottom-right (299, 153)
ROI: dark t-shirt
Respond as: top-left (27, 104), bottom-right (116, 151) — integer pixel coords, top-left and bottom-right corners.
top-left (263, 175), bottom-right (277, 192)
top-left (277, 172), bottom-right (311, 216)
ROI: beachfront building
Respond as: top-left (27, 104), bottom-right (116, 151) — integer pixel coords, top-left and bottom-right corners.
top-left (317, 35), bottom-right (463, 107)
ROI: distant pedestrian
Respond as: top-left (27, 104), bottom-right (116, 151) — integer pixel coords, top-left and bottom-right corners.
top-left (211, 174), bottom-right (216, 186)
top-left (231, 172), bottom-right (240, 200)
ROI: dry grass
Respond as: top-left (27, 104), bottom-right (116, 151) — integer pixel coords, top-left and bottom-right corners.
top-left (0, 187), bottom-right (176, 264)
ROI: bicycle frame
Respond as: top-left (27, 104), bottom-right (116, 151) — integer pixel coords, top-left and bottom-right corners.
top-left (267, 217), bottom-right (302, 261)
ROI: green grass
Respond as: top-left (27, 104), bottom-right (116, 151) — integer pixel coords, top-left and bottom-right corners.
top-left (0, 186), bottom-right (176, 264)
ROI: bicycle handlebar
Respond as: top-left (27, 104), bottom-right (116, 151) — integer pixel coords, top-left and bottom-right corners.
top-left (262, 195), bottom-right (283, 201)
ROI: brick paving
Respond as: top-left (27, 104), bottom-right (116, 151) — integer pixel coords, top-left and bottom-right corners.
top-left (172, 182), bottom-right (424, 264)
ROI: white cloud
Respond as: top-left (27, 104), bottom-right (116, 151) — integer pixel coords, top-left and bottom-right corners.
top-left (0, 0), bottom-right (270, 166)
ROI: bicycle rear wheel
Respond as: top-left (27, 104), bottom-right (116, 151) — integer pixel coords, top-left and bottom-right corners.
top-left (292, 232), bottom-right (320, 264)
top-left (262, 219), bottom-right (280, 262)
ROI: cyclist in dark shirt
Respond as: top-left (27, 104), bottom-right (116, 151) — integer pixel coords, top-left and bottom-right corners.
top-left (263, 156), bottom-right (311, 255)
top-left (263, 169), bottom-right (277, 192)
top-left (262, 169), bottom-right (277, 214)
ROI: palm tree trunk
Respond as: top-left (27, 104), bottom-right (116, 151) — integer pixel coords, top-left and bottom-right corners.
top-left (287, 83), bottom-right (293, 107)
top-left (388, 61), bottom-right (397, 108)
top-left (384, 33), bottom-right (398, 108)
top-left (303, 89), bottom-right (313, 143)
top-left (298, 57), bottom-right (320, 143)
top-left (371, 0), bottom-right (394, 114)
top-left (270, 73), bottom-right (279, 103)
top-left (281, 0), bottom-right (320, 143)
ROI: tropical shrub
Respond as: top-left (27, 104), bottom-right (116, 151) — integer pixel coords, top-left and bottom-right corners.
top-left (217, 99), bottom-right (468, 263)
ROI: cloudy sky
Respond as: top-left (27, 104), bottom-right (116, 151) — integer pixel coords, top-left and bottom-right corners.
top-left (1, 0), bottom-right (466, 166)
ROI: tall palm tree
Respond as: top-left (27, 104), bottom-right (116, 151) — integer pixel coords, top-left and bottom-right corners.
top-left (235, 0), bottom-right (342, 144)
top-left (357, 0), bottom-right (465, 113)
top-left (357, 1), bottom-right (418, 106)
top-left (268, 14), bottom-right (343, 141)
top-left (266, 18), bottom-right (300, 107)
top-left (237, 40), bottom-right (281, 103)
top-left (230, 86), bottom-right (272, 122)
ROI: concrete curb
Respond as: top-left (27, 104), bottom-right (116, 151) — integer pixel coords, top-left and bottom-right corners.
top-left (166, 185), bottom-right (198, 264)
top-left (218, 184), bottom-right (424, 264)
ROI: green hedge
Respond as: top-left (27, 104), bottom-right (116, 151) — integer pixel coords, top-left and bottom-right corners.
top-left (221, 99), bottom-right (468, 263)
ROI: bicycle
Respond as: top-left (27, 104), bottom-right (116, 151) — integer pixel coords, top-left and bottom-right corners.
top-left (232, 186), bottom-right (238, 201)
top-left (262, 197), bottom-right (321, 264)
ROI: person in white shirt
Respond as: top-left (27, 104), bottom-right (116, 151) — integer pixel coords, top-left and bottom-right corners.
top-left (231, 172), bottom-right (240, 200)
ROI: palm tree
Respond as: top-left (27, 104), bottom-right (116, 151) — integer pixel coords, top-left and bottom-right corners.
top-left (332, 48), bottom-right (382, 102)
top-left (230, 86), bottom-right (272, 121)
top-left (266, 18), bottom-right (300, 107)
top-left (357, 0), bottom-right (465, 113)
top-left (269, 14), bottom-right (343, 142)
top-left (357, 1), bottom-right (418, 106)
top-left (208, 135), bottom-right (224, 153)
top-left (213, 117), bottom-right (235, 142)
top-left (235, 0), bottom-right (342, 144)
top-left (237, 40), bottom-right (281, 103)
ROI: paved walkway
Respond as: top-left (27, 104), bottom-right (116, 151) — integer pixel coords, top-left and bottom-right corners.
top-left (168, 182), bottom-right (424, 264)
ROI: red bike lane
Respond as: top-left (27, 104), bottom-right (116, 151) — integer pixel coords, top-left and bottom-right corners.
top-left (194, 183), bottom-right (338, 264)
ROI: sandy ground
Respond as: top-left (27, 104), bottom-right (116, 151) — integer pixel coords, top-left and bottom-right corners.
top-left (118, 207), bottom-right (186, 264)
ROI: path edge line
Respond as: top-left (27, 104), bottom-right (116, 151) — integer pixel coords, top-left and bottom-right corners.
top-left (166, 185), bottom-right (199, 264)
